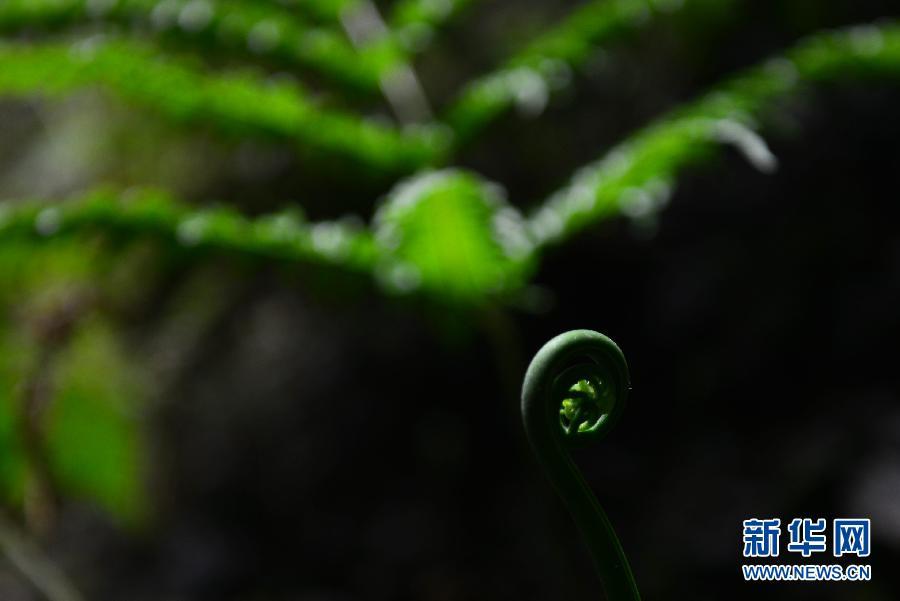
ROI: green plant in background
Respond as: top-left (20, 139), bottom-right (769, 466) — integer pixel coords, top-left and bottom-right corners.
top-left (1, 24), bottom-right (898, 301)
top-left (522, 330), bottom-right (638, 600)
top-left (0, 0), bottom-right (900, 596)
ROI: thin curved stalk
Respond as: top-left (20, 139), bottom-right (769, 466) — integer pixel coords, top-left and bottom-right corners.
top-left (521, 329), bottom-right (640, 600)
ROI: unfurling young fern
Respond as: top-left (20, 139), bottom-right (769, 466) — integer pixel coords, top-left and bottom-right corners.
top-left (522, 330), bottom-right (640, 601)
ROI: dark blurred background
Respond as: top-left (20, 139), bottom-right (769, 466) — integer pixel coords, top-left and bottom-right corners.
top-left (1, 1), bottom-right (900, 600)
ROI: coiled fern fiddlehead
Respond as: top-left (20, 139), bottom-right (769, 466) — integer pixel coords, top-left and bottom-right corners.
top-left (521, 329), bottom-right (640, 600)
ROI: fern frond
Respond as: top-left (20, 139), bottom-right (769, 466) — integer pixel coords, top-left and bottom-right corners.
top-left (528, 23), bottom-right (900, 247)
top-left (373, 169), bottom-right (532, 300)
top-left (0, 174), bottom-right (533, 301)
top-left (3, 25), bottom-right (899, 304)
top-left (445, 0), bottom-right (727, 141)
top-left (0, 37), bottom-right (449, 171)
top-left (0, 0), bottom-right (381, 92)
top-left (0, 188), bottom-right (379, 274)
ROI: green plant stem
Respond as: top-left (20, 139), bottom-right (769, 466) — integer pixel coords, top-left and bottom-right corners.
top-left (521, 330), bottom-right (639, 600)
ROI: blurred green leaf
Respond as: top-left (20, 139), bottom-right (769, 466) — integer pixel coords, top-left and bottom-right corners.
top-left (44, 320), bottom-right (147, 524)
top-left (374, 170), bottom-right (534, 300)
